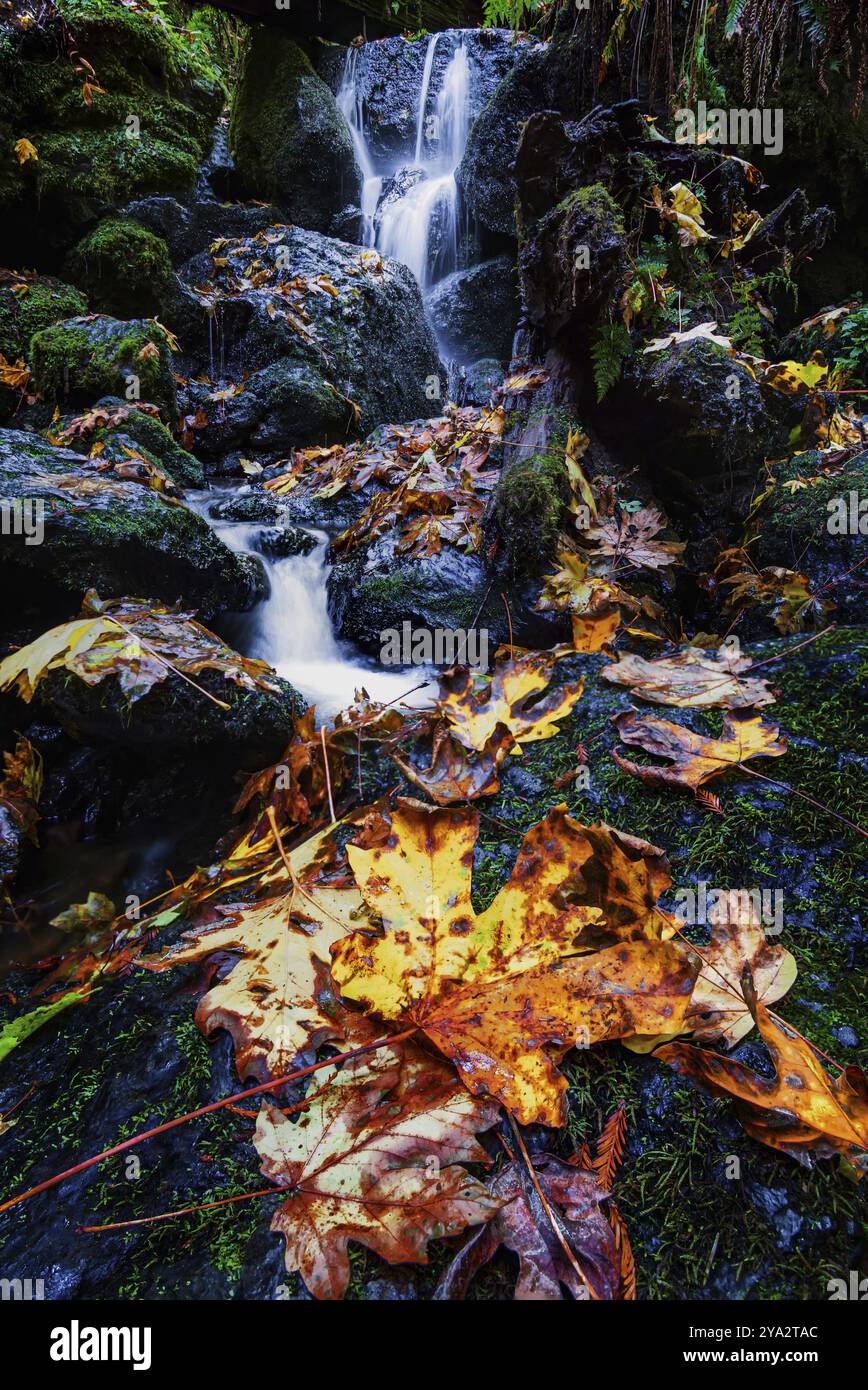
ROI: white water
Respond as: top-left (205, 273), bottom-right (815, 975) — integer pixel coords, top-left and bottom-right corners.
top-left (192, 494), bottom-right (435, 721)
top-left (340, 33), bottom-right (471, 290)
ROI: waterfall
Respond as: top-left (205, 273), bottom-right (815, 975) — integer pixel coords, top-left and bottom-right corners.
top-left (192, 493), bottom-right (435, 721)
top-left (339, 34), bottom-right (472, 290)
top-left (336, 49), bottom-right (382, 246)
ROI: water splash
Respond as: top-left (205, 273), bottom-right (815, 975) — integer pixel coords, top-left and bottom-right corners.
top-left (336, 48), bottom-right (382, 246)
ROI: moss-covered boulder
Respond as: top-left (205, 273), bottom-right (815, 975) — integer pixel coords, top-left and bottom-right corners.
top-left (176, 225), bottom-right (441, 454)
top-left (64, 218), bottom-right (174, 320)
top-left (0, 428), bottom-right (262, 626)
top-left (229, 28), bottom-right (360, 234)
top-left (754, 450), bottom-right (868, 625)
top-left (35, 657), bottom-right (302, 759)
top-left (624, 340), bottom-right (786, 480)
top-left (50, 398), bottom-right (203, 489)
top-left (457, 44), bottom-right (547, 240)
top-left (31, 316), bottom-right (177, 423)
top-left (518, 184), bottom-right (626, 336)
top-left (0, 1), bottom-right (225, 262)
top-left (0, 273), bottom-right (88, 422)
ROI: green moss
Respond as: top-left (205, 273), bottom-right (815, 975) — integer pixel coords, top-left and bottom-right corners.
top-left (228, 26), bottom-right (358, 230)
top-left (64, 218), bottom-right (174, 319)
top-left (492, 446), bottom-right (570, 578)
top-left (31, 316), bottom-right (176, 421)
top-left (0, 276), bottom-right (88, 364)
top-left (761, 450), bottom-right (868, 552)
top-left (560, 182), bottom-right (625, 235)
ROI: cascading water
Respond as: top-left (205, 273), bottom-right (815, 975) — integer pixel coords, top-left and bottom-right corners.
top-left (340, 33), bottom-right (472, 290)
top-left (193, 493), bottom-right (435, 720)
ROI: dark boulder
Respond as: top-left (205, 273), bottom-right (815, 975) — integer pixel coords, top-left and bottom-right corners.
top-left (426, 256), bottom-right (518, 362)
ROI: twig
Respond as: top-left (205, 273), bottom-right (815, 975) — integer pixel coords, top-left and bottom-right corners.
top-left (506, 1113), bottom-right (597, 1300)
top-left (320, 725), bottom-right (336, 824)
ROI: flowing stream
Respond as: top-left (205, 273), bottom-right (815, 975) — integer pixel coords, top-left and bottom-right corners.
top-left (197, 496), bottom-right (435, 720)
top-left (193, 36), bottom-right (487, 722)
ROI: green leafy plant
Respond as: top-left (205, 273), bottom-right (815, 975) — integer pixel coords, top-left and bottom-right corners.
top-left (591, 323), bottom-right (632, 402)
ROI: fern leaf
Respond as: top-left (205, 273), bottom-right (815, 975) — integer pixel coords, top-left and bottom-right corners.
top-left (593, 1102), bottom-right (628, 1189)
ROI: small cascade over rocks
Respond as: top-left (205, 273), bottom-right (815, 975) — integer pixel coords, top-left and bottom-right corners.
top-left (337, 32), bottom-right (479, 294)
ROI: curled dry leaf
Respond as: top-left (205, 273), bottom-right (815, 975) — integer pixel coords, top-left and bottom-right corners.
top-left (437, 649), bottom-right (584, 752)
top-left (254, 1043), bottom-right (502, 1299)
top-left (658, 1002), bottom-right (868, 1176)
top-left (435, 1154), bottom-right (621, 1301)
top-left (536, 550), bottom-right (633, 652)
top-left (392, 721), bottom-right (514, 805)
top-left (0, 736), bottom-right (42, 846)
top-left (142, 824), bottom-right (371, 1080)
top-left (331, 800), bottom-right (697, 1124)
top-left (612, 710), bottom-right (787, 798)
top-left (685, 899), bottom-right (797, 1047)
top-left (601, 647), bottom-right (775, 709)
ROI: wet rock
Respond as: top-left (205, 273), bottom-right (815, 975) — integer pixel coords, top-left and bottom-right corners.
top-left (259, 525), bottom-right (318, 559)
top-left (832, 1025), bottom-right (860, 1049)
top-left (36, 660), bottom-right (302, 761)
top-left (0, 429), bottom-right (263, 626)
top-left (622, 340), bottom-right (786, 481)
top-left (455, 357), bottom-right (504, 407)
top-left (53, 398), bottom-right (203, 489)
top-left (457, 43), bottom-right (549, 239)
top-left (210, 492), bottom-right (284, 524)
top-left (0, 275), bottom-right (88, 421)
top-left (176, 225), bottom-right (441, 450)
top-left (747, 1185), bottom-right (804, 1253)
top-left (31, 316), bottom-right (178, 425)
top-left (0, 0), bottom-right (224, 264)
top-left (518, 184), bottom-right (626, 336)
top-left (229, 30), bottom-right (360, 233)
top-left (426, 256), bottom-right (518, 362)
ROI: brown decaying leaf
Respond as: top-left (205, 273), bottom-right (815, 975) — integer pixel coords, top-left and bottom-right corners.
top-left (254, 1041), bottom-right (502, 1299)
top-left (685, 900), bottom-right (797, 1048)
top-left (658, 1000), bottom-right (868, 1175)
top-left (331, 800), bottom-right (697, 1125)
top-left (612, 709), bottom-right (787, 798)
top-left (584, 506), bottom-right (685, 572)
top-left (602, 647), bottom-right (775, 709)
top-left (392, 721), bottom-right (514, 805)
top-left (0, 736), bottom-right (42, 846)
top-left (435, 1154), bottom-right (621, 1300)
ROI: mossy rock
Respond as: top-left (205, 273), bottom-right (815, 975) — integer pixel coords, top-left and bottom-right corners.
top-left (0, 274), bottom-right (88, 422)
top-left (64, 219), bottom-right (174, 320)
top-left (0, 0), bottom-right (226, 259)
top-left (754, 449), bottom-right (868, 624)
top-left (229, 28), bottom-right (360, 233)
top-left (0, 427), bottom-right (260, 624)
top-left (31, 316), bottom-right (177, 423)
top-left (488, 407), bottom-right (578, 580)
top-left (52, 397), bottom-right (203, 489)
top-left (519, 183), bottom-right (626, 335)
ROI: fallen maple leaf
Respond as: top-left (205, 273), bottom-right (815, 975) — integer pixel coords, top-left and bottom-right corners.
top-left (658, 998), bottom-right (868, 1175)
top-left (437, 649), bottom-right (584, 752)
top-left (685, 902), bottom-right (797, 1047)
top-left (435, 1153), bottom-right (621, 1300)
top-left (254, 1042), bottom-right (501, 1298)
top-left (14, 138), bottom-right (37, 166)
top-left (0, 591), bottom-right (283, 706)
top-left (536, 551), bottom-right (633, 652)
top-left (331, 800), bottom-right (697, 1124)
top-left (392, 721), bottom-right (514, 805)
top-left (612, 710), bottom-right (787, 798)
top-left (601, 647), bottom-right (775, 708)
top-left (584, 506), bottom-right (685, 572)
top-left (643, 321), bottom-right (732, 353)
top-left (142, 824), bottom-right (370, 1080)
